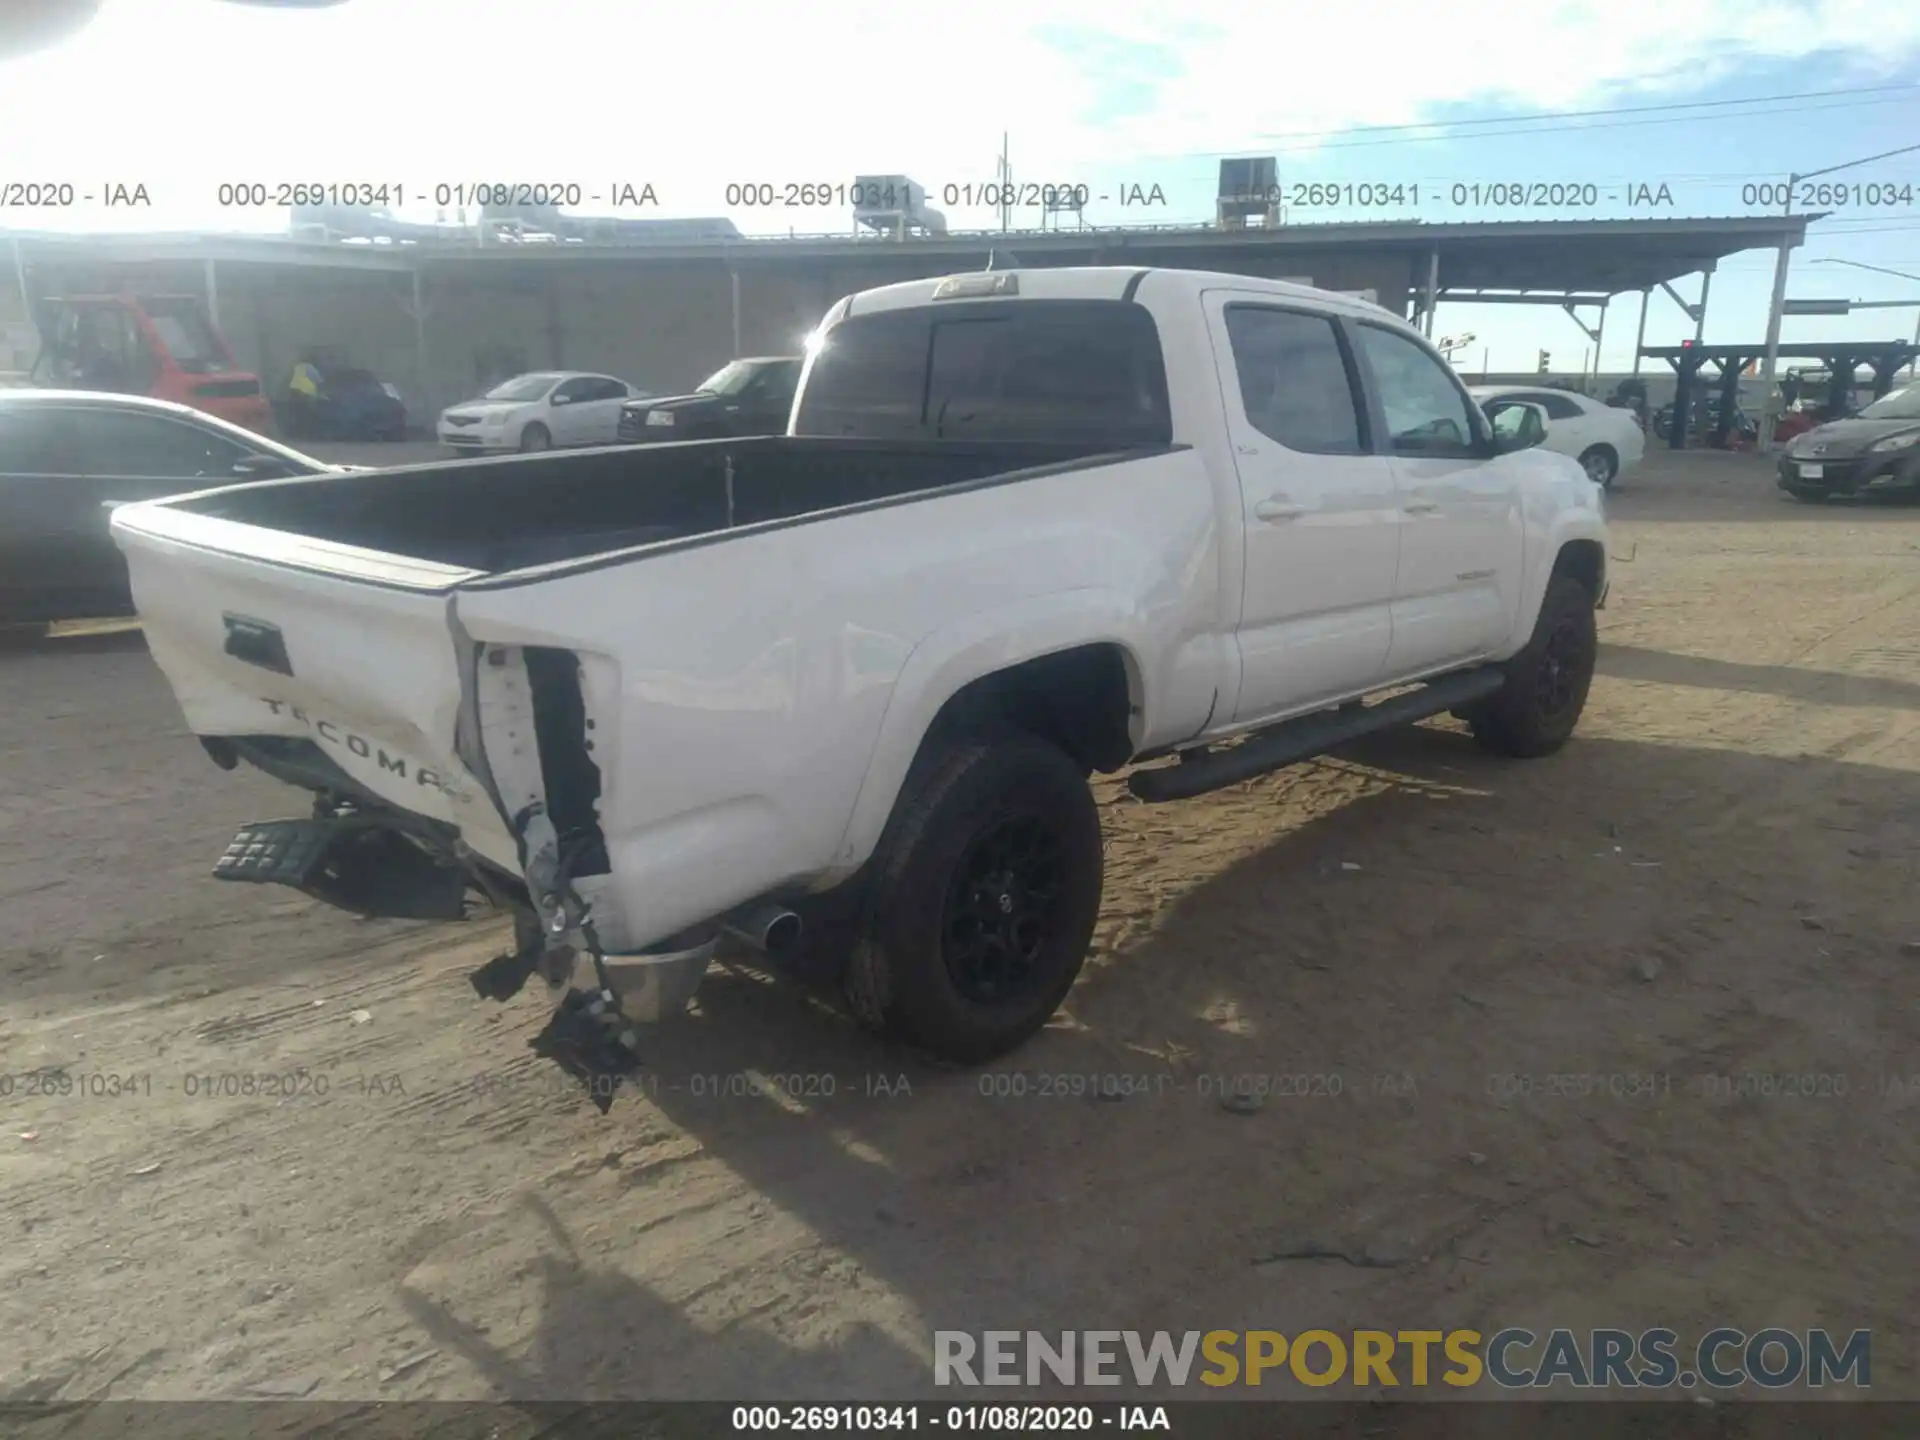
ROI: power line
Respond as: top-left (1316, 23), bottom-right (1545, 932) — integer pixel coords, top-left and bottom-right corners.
top-left (1286, 93), bottom-right (1920, 154)
top-left (1073, 91), bottom-right (1920, 166)
top-left (1246, 81), bottom-right (1920, 146)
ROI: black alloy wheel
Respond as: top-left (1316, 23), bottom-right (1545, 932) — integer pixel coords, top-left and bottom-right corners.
top-left (941, 813), bottom-right (1069, 1006)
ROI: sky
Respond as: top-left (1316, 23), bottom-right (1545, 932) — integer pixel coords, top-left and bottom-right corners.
top-left (3, 0), bottom-right (1920, 370)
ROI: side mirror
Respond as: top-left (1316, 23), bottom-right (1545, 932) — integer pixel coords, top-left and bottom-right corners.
top-left (1490, 402), bottom-right (1548, 454)
top-left (549, 392), bottom-right (572, 406)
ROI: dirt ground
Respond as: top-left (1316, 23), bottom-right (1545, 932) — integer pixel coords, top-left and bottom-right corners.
top-left (3, 448), bottom-right (1919, 1415)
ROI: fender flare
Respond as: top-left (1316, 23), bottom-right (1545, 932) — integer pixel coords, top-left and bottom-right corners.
top-left (1516, 510), bottom-right (1609, 644)
top-left (819, 588), bottom-right (1150, 883)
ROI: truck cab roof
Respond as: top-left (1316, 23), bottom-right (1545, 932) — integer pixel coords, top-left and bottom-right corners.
top-left (838, 266), bottom-right (1404, 328)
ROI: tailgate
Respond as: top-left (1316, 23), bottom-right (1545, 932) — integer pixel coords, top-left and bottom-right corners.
top-left (111, 501), bottom-right (521, 872)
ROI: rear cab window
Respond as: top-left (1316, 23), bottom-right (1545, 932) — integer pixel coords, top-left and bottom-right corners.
top-left (793, 299), bottom-right (1172, 447)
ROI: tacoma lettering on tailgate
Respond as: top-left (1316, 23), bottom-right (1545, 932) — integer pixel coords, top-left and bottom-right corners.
top-left (261, 697), bottom-right (474, 804)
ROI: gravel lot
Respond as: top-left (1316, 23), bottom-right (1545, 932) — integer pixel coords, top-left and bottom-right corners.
top-left (3, 448), bottom-right (1918, 1416)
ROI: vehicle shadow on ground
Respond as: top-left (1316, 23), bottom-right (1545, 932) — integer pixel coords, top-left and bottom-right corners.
top-left (483, 725), bottom-right (1920, 1406)
top-left (1599, 644), bottom-right (1920, 710)
top-left (395, 1192), bottom-right (925, 1406)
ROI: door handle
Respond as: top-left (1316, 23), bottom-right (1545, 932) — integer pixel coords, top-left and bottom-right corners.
top-left (1403, 499), bottom-right (1440, 515)
top-left (1254, 498), bottom-right (1306, 522)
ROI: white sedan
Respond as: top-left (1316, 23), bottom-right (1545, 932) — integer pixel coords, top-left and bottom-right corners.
top-left (1469, 385), bottom-right (1645, 489)
top-left (437, 371), bottom-right (648, 455)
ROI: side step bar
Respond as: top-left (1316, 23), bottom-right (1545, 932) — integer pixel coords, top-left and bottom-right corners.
top-left (1128, 665), bottom-right (1508, 803)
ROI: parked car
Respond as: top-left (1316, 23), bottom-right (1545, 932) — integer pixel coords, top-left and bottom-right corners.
top-left (111, 268), bottom-right (1606, 1080)
top-left (1470, 383), bottom-right (1646, 489)
top-left (1777, 382), bottom-right (1920, 502)
top-left (0, 390), bottom-right (336, 625)
top-left (437, 371), bottom-right (644, 454)
top-left (279, 357), bottom-right (408, 441)
top-left (617, 357), bottom-right (802, 444)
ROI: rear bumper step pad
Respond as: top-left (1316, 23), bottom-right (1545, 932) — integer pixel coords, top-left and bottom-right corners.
top-left (213, 817), bottom-right (470, 920)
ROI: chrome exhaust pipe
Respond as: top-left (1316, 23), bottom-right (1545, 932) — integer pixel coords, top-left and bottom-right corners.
top-left (721, 901), bottom-right (803, 956)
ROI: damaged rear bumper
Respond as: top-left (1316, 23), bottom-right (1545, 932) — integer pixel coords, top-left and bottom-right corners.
top-left (201, 641), bottom-right (733, 1100)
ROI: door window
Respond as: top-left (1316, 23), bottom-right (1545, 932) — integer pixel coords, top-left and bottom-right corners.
top-left (1222, 306), bottom-right (1368, 454)
top-left (572, 376), bottom-right (628, 402)
top-left (1510, 389), bottom-right (1584, 420)
top-left (759, 360), bottom-right (802, 403)
top-left (73, 409), bottom-right (251, 478)
top-left (0, 405), bottom-right (80, 473)
top-left (1356, 325), bottom-right (1480, 456)
top-left (1487, 403), bottom-right (1534, 444)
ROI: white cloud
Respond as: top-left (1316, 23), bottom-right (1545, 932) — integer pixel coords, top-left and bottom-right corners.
top-left (1, 0), bottom-right (1917, 226)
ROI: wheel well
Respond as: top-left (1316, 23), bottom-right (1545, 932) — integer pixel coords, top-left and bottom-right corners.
top-left (919, 644), bottom-right (1139, 776)
top-left (1552, 539), bottom-right (1605, 600)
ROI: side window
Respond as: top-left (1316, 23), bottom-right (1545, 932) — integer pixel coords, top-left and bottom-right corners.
top-left (767, 361), bottom-right (802, 398)
top-left (1517, 390), bottom-right (1582, 420)
top-left (578, 377), bottom-right (625, 402)
top-left (551, 377), bottom-right (587, 403)
top-left (73, 410), bottom-right (249, 478)
top-left (1355, 325), bottom-right (1479, 456)
top-left (1222, 306), bottom-right (1366, 454)
top-left (1488, 403), bottom-right (1533, 442)
top-left (0, 406), bottom-right (80, 473)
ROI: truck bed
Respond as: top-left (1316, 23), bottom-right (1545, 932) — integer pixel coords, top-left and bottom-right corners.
top-left (167, 435), bottom-right (1110, 576)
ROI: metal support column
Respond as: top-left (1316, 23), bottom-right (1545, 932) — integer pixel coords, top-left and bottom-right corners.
top-left (204, 258), bottom-right (220, 329)
top-left (11, 236), bottom-right (29, 321)
top-left (409, 269), bottom-right (428, 413)
top-left (544, 272), bottom-right (565, 369)
top-left (730, 266), bottom-right (743, 358)
top-left (1693, 265), bottom-right (1713, 344)
top-left (1592, 301), bottom-right (1609, 385)
top-left (1631, 288), bottom-right (1650, 375)
top-left (1421, 250), bottom-right (1439, 337)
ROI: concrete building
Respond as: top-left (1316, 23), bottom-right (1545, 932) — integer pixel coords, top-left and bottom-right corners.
top-left (3, 215), bottom-right (1817, 422)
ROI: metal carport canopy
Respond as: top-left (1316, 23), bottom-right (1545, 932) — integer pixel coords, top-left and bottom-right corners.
top-left (5, 213), bottom-right (1823, 290)
top-left (1426, 214), bottom-right (1825, 297)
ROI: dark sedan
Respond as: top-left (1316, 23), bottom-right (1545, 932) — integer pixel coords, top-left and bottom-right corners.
top-left (617, 356), bottom-right (802, 444)
top-left (280, 361), bottom-right (409, 441)
top-left (0, 389), bottom-right (337, 625)
top-left (1778, 383), bottom-right (1920, 502)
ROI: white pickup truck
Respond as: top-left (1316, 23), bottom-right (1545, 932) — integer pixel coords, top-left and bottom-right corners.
top-left (112, 267), bottom-right (1607, 1082)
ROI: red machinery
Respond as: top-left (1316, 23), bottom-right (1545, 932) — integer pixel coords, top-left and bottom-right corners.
top-left (30, 293), bottom-right (274, 433)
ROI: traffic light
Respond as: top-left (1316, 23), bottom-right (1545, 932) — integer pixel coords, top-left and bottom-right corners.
top-left (1537, 349), bottom-right (1550, 373)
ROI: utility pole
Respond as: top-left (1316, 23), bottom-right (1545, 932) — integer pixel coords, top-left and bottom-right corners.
top-left (1757, 140), bottom-right (1920, 452)
top-left (998, 133), bottom-right (1011, 234)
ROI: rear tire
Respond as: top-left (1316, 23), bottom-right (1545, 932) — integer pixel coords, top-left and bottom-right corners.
top-left (519, 422), bottom-right (552, 453)
top-left (1578, 445), bottom-right (1618, 490)
top-left (844, 736), bottom-right (1104, 1064)
top-left (1469, 575), bottom-right (1597, 759)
